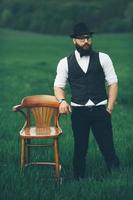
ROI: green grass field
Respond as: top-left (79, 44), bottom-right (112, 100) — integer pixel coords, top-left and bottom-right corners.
top-left (0, 29), bottom-right (133, 200)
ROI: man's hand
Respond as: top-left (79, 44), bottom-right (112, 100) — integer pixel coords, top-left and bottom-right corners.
top-left (106, 107), bottom-right (112, 114)
top-left (54, 86), bottom-right (71, 114)
top-left (59, 101), bottom-right (71, 114)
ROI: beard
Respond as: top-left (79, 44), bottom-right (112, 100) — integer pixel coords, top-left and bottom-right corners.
top-left (75, 43), bottom-right (93, 57)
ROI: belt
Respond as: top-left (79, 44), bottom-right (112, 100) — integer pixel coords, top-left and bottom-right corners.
top-left (72, 105), bottom-right (105, 111)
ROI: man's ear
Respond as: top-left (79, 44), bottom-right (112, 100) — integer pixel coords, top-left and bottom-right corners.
top-left (73, 39), bottom-right (76, 44)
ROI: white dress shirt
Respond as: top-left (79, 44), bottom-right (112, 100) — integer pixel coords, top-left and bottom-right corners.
top-left (54, 50), bottom-right (118, 106)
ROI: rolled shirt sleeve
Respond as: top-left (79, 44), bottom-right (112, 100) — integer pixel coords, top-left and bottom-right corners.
top-left (54, 57), bottom-right (68, 88)
top-left (99, 52), bottom-right (118, 86)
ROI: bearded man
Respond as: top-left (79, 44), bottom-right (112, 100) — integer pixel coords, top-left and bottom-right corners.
top-left (54, 22), bottom-right (120, 180)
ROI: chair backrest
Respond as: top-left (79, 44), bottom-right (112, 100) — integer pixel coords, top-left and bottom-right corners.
top-left (18, 95), bottom-right (60, 133)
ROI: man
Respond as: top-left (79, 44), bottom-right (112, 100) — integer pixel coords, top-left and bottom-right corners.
top-left (54, 22), bottom-right (120, 180)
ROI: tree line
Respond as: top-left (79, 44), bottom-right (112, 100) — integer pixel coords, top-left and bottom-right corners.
top-left (0, 0), bottom-right (133, 34)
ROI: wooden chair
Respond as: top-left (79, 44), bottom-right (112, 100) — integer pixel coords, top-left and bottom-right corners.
top-left (13, 95), bottom-right (62, 178)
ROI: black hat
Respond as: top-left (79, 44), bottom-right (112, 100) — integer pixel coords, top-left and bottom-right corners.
top-left (70, 22), bottom-right (94, 38)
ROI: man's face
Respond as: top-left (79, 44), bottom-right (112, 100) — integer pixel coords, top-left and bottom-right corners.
top-left (73, 35), bottom-right (92, 49)
top-left (73, 35), bottom-right (92, 56)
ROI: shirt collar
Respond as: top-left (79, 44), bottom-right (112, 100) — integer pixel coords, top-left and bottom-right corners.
top-left (75, 50), bottom-right (80, 59)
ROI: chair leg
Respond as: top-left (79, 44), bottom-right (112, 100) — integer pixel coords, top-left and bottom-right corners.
top-left (21, 138), bottom-right (25, 169)
top-left (25, 139), bottom-right (30, 165)
top-left (54, 138), bottom-right (60, 178)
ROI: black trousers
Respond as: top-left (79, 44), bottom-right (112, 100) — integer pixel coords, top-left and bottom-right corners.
top-left (71, 105), bottom-right (120, 178)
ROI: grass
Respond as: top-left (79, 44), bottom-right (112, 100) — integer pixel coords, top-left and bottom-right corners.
top-left (0, 28), bottom-right (133, 200)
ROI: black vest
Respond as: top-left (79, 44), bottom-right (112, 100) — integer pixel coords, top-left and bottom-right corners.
top-left (67, 51), bottom-right (107, 104)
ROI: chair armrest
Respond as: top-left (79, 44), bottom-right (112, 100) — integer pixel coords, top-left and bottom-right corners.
top-left (12, 104), bottom-right (22, 112)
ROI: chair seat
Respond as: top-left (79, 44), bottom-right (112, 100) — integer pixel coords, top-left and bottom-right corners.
top-left (20, 127), bottom-right (62, 138)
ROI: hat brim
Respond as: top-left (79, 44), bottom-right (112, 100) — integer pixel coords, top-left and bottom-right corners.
top-left (70, 32), bottom-right (94, 38)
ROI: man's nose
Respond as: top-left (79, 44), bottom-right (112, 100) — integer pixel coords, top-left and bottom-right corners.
top-left (84, 38), bottom-right (89, 42)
